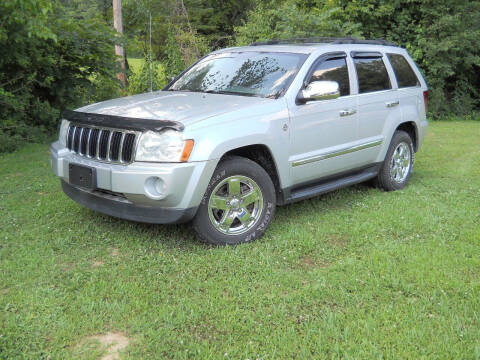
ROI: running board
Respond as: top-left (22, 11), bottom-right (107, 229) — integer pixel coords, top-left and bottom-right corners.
top-left (285, 165), bottom-right (380, 204)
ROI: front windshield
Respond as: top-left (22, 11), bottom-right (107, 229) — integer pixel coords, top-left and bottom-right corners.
top-left (168, 52), bottom-right (307, 98)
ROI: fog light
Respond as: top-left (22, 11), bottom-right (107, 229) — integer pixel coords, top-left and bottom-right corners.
top-left (144, 176), bottom-right (167, 200)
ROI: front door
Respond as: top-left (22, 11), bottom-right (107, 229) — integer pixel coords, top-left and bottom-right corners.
top-left (288, 53), bottom-right (359, 185)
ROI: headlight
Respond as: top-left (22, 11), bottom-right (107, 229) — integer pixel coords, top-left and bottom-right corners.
top-left (135, 130), bottom-right (194, 162)
top-left (59, 119), bottom-right (70, 146)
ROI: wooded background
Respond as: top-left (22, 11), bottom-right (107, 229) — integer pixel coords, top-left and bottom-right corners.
top-left (1, 0), bottom-right (479, 152)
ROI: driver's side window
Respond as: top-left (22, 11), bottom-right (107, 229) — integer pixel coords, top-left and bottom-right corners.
top-left (308, 57), bottom-right (350, 96)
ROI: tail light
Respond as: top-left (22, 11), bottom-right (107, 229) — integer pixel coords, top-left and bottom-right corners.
top-left (423, 90), bottom-right (428, 114)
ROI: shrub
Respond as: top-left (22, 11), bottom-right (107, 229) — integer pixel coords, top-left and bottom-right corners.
top-left (127, 55), bottom-right (168, 95)
top-left (0, 0), bottom-right (120, 153)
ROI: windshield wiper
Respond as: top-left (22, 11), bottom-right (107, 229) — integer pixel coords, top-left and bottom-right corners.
top-left (203, 90), bottom-right (260, 97)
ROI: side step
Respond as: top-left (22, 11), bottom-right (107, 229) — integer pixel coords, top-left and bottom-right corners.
top-left (286, 165), bottom-right (380, 204)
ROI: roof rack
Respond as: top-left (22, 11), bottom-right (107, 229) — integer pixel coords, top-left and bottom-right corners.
top-left (249, 37), bottom-right (398, 47)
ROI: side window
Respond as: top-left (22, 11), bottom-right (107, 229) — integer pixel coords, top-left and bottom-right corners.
top-left (353, 56), bottom-right (391, 93)
top-left (387, 53), bottom-right (420, 88)
top-left (309, 57), bottom-right (350, 96)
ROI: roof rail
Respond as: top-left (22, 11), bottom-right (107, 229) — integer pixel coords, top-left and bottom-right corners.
top-left (249, 37), bottom-right (398, 47)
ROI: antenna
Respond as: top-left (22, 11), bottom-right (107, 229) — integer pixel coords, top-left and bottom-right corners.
top-left (149, 12), bottom-right (153, 92)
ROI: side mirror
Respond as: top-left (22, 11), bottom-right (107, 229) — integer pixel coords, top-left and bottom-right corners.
top-left (298, 80), bottom-right (340, 104)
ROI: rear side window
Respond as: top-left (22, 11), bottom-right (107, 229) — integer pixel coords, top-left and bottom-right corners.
top-left (387, 53), bottom-right (420, 88)
top-left (309, 57), bottom-right (350, 96)
top-left (353, 56), bottom-right (391, 93)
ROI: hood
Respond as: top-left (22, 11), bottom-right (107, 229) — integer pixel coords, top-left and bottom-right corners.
top-left (78, 90), bottom-right (271, 126)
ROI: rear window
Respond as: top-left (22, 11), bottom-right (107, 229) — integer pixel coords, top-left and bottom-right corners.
top-left (387, 53), bottom-right (420, 88)
top-left (353, 56), bottom-right (391, 93)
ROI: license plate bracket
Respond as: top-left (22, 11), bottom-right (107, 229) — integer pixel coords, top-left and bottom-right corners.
top-left (69, 163), bottom-right (96, 190)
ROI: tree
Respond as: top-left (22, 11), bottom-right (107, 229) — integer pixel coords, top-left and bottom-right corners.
top-left (235, 0), bottom-right (480, 117)
top-left (0, 0), bottom-right (119, 152)
top-left (113, 0), bottom-right (128, 87)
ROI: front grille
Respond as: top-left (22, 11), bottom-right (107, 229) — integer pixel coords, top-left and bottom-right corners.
top-left (66, 124), bottom-right (137, 164)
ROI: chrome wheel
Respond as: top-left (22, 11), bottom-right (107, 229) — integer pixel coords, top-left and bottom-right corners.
top-left (390, 142), bottom-right (411, 183)
top-left (207, 175), bottom-right (264, 235)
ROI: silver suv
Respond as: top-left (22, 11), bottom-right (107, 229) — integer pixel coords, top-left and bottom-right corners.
top-left (51, 38), bottom-right (428, 245)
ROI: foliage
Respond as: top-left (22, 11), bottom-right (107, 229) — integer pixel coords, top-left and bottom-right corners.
top-left (235, 0), bottom-right (480, 117)
top-left (0, 0), bottom-right (120, 152)
top-left (185, 0), bottom-right (256, 48)
top-left (127, 55), bottom-right (168, 95)
top-left (234, 0), bottom-right (361, 45)
top-left (1, 120), bottom-right (480, 358)
top-left (1, 0), bottom-right (478, 153)
top-left (336, 0), bottom-right (480, 117)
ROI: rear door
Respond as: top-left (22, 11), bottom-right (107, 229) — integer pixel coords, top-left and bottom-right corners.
top-left (352, 51), bottom-right (402, 164)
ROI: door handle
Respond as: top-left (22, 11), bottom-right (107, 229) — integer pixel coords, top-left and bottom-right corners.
top-left (340, 109), bottom-right (356, 117)
top-left (386, 100), bottom-right (399, 108)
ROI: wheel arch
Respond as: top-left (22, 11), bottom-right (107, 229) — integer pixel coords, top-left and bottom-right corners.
top-left (395, 121), bottom-right (419, 152)
top-left (221, 144), bottom-right (284, 204)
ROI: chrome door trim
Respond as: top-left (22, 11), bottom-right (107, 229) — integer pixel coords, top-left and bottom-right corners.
top-left (340, 109), bottom-right (357, 117)
top-left (292, 139), bottom-right (383, 167)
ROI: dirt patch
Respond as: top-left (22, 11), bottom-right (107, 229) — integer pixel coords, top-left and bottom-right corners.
top-left (109, 248), bottom-right (119, 257)
top-left (79, 332), bottom-right (130, 360)
top-left (61, 263), bottom-right (75, 272)
top-left (1, 288), bottom-right (9, 295)
top-left (299, 255), bottom-right (329, 269)
top-left (328, 234), bottom-right (348, 248)
top-left (91, 260), bottom-right (104, 268)
top-left (190, 323), bottom-right (227, 343)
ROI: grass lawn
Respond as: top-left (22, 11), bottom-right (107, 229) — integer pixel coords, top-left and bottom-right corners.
top-left (127, 58), bottom-right (164, 74)
top-left (1, 120), bottom-right (479, 359)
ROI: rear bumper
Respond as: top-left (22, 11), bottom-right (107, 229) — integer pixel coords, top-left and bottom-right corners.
top-left (418, 119), bottom-right (429, 149)
top-left (61, 180), bottom-right (197, 224)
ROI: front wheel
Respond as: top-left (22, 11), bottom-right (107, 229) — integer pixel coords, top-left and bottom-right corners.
top-left (376, 130), bottom-right (415, 191)
top-left (193, 156), bottom-right (276, 245)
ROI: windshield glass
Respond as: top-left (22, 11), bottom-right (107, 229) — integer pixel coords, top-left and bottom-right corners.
top-left (168, 52), bottom-right (307, 98)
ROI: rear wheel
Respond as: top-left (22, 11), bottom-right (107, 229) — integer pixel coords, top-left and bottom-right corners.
top-left (376, 130), bottom-right (414, 191)
top-left (193, 156), bottom-right (276, 245)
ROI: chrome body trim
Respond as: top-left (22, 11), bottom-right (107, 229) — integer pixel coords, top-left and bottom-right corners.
top-left (292, 139), bottom-right (383, 167)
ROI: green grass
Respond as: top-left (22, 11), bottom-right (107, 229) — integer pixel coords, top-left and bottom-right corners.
top-left (1, 120), bottom-right (479, 359)
top-left (127, 58), bottom-right (164, 73)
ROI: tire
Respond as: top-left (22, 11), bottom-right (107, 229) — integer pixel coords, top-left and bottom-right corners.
top-left (376, 130), bottom-right (415, 191)
top-left (193, 156), bottom-right (276, 245)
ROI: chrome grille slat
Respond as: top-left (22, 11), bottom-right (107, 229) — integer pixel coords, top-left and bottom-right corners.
top-left (118, 133), bottom-right (125, 163)
top-left (73, 126), bottom-right (81, 153)
top-left (66, 124), bottom-right (137, 164)
top-left (80, 128), bottom-right (89, 155)
top-left (98, 130), bottom-right (111, 160)
top-left (86, 128), bottom-right (93, 157)
top-left (96, 129), bottom-right (102, 159)
top-left (106, 131), bottom-right (113, 161)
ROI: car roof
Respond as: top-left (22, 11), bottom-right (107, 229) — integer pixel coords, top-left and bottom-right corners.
top-left (212, 42), bottom-right (405, 56)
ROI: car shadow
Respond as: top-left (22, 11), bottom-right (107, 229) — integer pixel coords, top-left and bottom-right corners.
top-left (76, 181), bottom-right (386, 249)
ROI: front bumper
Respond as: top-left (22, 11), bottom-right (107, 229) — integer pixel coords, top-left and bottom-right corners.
top-left (61, 180), bottom-right (197, 224)
top-left (51, 141), bottom-right (217, 224)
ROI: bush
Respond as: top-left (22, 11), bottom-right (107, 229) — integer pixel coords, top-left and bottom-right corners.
top-left (127, 55), bottom-right (168, 95)
top-left (0, 0), bottom-right (120, 153)
top-left (235, 0), bottom-right (480, 118)
top-left (234, 0), bottom-right (360, 45)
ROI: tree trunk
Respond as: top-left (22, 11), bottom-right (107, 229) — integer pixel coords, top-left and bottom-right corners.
top-left (113, 0), bottom-right (127, 87)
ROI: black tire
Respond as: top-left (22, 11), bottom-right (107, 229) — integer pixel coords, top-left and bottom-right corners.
top-left (193, 156), bottom-right (276, 246)
top-left (376, 130), bottom-right (415, 191)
